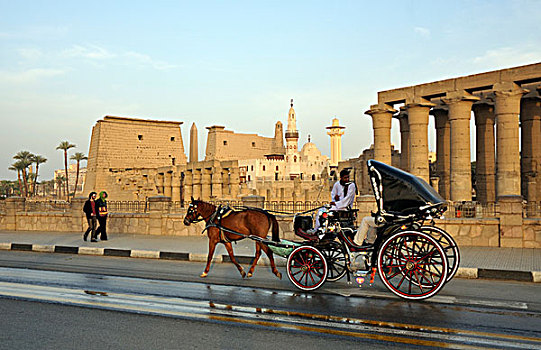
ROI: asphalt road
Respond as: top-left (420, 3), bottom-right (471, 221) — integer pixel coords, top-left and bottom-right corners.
top-left (1, 250), bottom-right (540, 349)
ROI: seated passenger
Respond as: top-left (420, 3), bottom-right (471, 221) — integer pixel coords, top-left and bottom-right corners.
top-left (353, 216), bottom-right (379, 246)
top-left (313, 169), bottom-right (357, 234)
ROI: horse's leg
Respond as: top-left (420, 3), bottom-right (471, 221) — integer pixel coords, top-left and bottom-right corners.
top-left (247, 242), bottom-right (263, 278)
top-left (260, 243), bottom-right (282, 279)
top-left (201, 235), bottom-right (218, 278)
top-left (223, 242), bottom-right (246, 278)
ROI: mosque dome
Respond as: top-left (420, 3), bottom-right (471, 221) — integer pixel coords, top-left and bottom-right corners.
top-left (300, 141), bottom-right (324, 161)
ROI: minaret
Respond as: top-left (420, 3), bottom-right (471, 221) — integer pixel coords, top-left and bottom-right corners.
top-left (189, 122), bottom-right (198, 163)
top-left (271, 121), bottom-right (285, 154)
top-left (326, 118), bottom-right (345, 167)
top-left (285, 99), bottom-right (300, 176)
top-left (285, 99), bottom-right (299, 153)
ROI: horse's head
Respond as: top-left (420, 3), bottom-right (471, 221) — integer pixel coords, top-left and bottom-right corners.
top-left (183, 197), bottom-right (206, 226)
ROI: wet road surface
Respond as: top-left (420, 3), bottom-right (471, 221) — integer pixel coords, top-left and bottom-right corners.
top-left (1, 250), bottom-right (540, 349)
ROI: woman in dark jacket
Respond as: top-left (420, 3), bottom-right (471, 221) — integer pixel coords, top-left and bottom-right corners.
top-left (95, 191), bottom-right (108, 240)
top-left (82, 192), bottom-right (98, 242)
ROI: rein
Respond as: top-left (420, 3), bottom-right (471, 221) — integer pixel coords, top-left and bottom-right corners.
top-left (236, 206), bottom-right (323, 218)
top-left (193, 204), bottom-right (249, 243)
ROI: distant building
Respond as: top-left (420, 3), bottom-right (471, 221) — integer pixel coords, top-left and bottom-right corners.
top-left (54, 164), bottom-right (87, 195)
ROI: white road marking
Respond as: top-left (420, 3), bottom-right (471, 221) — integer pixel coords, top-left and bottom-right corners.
top-left (0, 281), bottom-right (539, 349)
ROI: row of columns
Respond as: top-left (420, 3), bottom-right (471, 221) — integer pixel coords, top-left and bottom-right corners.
top-left (367, 82), bottom-right (541, 203)
top-left (182, 167), bottom-right (240, 201)
top-left (156, 172), bottom-right (181, 202)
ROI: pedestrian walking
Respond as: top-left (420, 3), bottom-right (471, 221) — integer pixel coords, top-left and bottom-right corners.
top-left (82, 192), bottom-right (98, 242)
top-left (95, 191), bottom-right (108, 240)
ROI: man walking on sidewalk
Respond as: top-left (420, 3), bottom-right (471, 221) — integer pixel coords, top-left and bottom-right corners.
top-left (82, 192), bottom-right (98, 242)
top-left (95, 191), bottom-right (108, 241)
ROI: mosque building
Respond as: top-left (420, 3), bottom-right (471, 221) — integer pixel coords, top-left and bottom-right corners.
top-left (239, 99), bottom-right (330, 192)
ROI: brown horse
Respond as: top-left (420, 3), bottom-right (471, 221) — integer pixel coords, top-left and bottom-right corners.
top-left (183, 198), bottom-right (282, 279)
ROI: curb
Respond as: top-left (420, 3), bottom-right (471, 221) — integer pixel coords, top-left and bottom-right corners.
top-left (0, 242), bottom-right (537, 282)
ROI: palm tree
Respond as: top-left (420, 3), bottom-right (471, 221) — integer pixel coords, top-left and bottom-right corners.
top-left (56, 141), bottom-right (76, 200)
top-left (55, 175), bottom-right (66, 198)
top-left (70, 152), bottom-right (87, 199)
top-left (8, 164), bottom-right (23, 195)
top-left (31, 155), bottom-right (47, 196)
top-left (44, 179), bottom-right (55, 196)
top-left (0, 180), bottom-right (16, 198)
top-left (13, 151), bottom-right (34, 197)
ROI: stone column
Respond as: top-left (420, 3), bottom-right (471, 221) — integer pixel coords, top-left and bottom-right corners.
top-left (473, 99), bottom-right (496, 204)
top-left (211, 167), bottom-right (223, 199)
top-left (71, 197), bottom-right (87, 231)
top-left (406, 99), bottom-right (435, 182)
top-left (230, 167), bottom-right (240, 199)
top-left (520, 90), bottom-right (541, 203)
top-left (192, 169), bottom-right (201, 199)
top-left (171, 174), bottom-right (181, 202)
top-left (493, 82), bottom-right (528, 198)
top-left (4, 197), bottom-right (24, 230)
top-left (498, 195), bottom-right (524, 248)
top-left (222, 170), bottom-right (230, 198)
top-left (163, 172), bottom-right (172, 198)
top-left (183, 170), bottom-right (193, 200)
top-left (396, 108), bottom-right (410, 171)
top-left (155, 173), bottom-right (164, 195)
top-left (147, 196), bottom-right (170, 235)
top-left (431, 105), bottom-right (450, 199)
top-left (365, 103), bottom-right (397, 165)
top-left (201, 168), bottom-right (212, 200)
top-left (443, 91), bottom-right (479, 202)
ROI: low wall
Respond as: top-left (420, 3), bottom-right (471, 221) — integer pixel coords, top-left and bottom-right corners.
top-left (436, 218), bottom-right (500, 247)
top-left (524, 219), bottom-right (541, 248)
top-left (1, 196), bottom-right (540, 248)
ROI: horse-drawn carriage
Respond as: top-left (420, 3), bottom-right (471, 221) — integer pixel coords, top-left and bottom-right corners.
top-left (184, 159), bottom-right (459, 301)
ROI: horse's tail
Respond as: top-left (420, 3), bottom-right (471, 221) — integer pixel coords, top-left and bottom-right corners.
top-left (269, 214), bottom-right (280, 242)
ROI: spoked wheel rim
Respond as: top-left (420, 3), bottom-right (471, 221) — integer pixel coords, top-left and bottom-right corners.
top-left (318, 241), bottom-right (347, 282)
top-left (377, 231), bottom-right (448, 300)
top-left (420, 226), bottom-right (460, 282)
top-left (286, 246), bottom-right (328, 291)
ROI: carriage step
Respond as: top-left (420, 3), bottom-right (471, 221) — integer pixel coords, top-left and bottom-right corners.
top-left (353, 270), bottom-right (370, 276)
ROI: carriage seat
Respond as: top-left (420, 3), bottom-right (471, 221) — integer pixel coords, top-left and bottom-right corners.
top-left (293, 215), bottom-right (319, 241)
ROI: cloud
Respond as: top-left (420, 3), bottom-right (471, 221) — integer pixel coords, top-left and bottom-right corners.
top-left (61, 44), bottom-right (116, 60)
top-left (57, 44), bottom-right (179, 70)
top-left (17, 48), bottom-right (44, 60)
top-left (473, 45), bottom-right (541, 67)
top-left (0, 68), bottom-right (66, 84)
top-left (124, 51), bottom-right (179, 70)
top-left (414, 27), bottom-right (431, 38)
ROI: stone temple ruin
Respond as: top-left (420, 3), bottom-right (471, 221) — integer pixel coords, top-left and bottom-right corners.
top-left (83, 101), bottom-right (331, 202)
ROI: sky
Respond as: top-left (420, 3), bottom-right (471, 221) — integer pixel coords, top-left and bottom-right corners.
top-left (1, 0), bottom-right (540, 180)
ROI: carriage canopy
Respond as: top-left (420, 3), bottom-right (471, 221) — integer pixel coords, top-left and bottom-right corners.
top-left (367, 159), bottom-right (445, 214)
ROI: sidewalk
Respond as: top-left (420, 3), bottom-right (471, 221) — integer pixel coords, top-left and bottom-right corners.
top-left (0, 230), bottom-right (540, 283)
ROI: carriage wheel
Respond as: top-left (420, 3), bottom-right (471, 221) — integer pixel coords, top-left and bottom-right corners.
top-left (420, 226), bottom-right (460, 282)
top-left (318, 241), bottom-right (347, 282)
top-left (287, 246), bottom-right (328, 291)
top-left (377, 231), bottom-right (448, 300)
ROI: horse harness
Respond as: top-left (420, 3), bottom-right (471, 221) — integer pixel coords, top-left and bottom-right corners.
top-left (202, 205), bottom-right (240, 243)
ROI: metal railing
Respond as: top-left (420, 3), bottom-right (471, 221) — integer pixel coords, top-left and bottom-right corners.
top-left (11, 197), bottom-right (539, 218)
top-left (23, 200), bottom-right (70, 212)
top-left (107, 201), bottom-right (148, 213)
top-left (445, 201), bottom-right (499, 219)
top-left (263, 201), bottom-right (358, 214)
top-left (209, 200), bottom-right (242, 208)
top-left (524, 201), bottom-right (541, 218)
